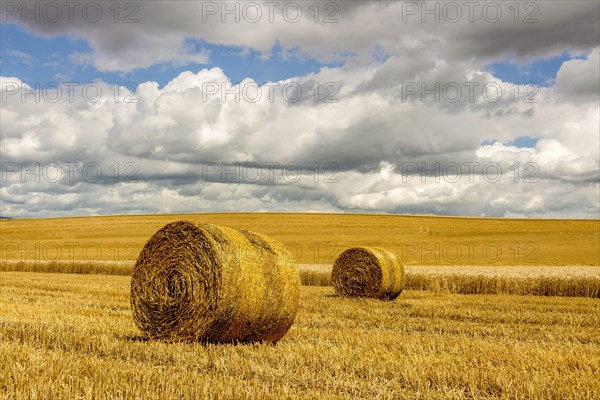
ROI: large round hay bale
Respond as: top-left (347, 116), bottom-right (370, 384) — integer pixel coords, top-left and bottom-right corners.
top-left (332, 247), bottom-right (404, 300)
top-left (130, 220), bottom-right (300, 343)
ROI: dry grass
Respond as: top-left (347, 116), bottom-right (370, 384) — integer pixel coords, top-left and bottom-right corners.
top-left (1, 213), bottom-right (598, 265)
top-left (408, 265), bottom-right (600, 278)
top-left (2, 261), bottom-right (599, 297)
top-left (131, 221), bottom-right (299, 343)
top-left (0, 260), bottom-right (134, 275)
top-left (1, 272), bottom-right (599, 399)
top-left (300, 264), bottom-right (600, 298)
top-left (404, 274), bottom-right (600, 297)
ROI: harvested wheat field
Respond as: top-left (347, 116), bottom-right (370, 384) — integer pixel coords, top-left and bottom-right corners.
top-left (1, 272), bottom-right (599, 399)
top-left (1, 213), bottom-right (599, 399)
top-left (1, 213), bottom-right (599, 265)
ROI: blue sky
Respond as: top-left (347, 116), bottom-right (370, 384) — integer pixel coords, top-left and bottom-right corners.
top-left (481, 136), bottom-right (540, 149)
top-left (1, 21), bottom-right (579, 89)
top-left (0, 23), bottom-right (339, 87)
top-left (485, 52), bottom-right (586, 87)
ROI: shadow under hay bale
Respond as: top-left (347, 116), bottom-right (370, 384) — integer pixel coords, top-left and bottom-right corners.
top-left (130, 220), bottom-right (300, 344)
top-left (332, 247), bottom-right (405, 300)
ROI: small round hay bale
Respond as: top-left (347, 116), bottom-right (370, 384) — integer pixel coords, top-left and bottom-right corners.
top-left (130, 220), bottom-right (300, 343)
top-left (332, 247), bottom-right (404, 300)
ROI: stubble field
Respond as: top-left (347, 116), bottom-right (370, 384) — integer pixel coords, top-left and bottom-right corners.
top-left (1, 213), bottom-right (599, 399)
top-left (1, 213), bottom-right (599, 265)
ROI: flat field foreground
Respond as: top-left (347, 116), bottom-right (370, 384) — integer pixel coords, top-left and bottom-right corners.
top-left (1, 272), bottom-right (599, 400)
top-left (1, 214), bottom-right (599, 398)
top-left (1, 213), bottom-right (599, 265)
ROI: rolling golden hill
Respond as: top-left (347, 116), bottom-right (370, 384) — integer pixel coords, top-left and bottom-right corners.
top-left (1, 213), bottom-right (598, 266)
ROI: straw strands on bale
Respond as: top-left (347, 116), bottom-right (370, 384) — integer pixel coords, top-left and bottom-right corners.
top-left (130, 220), bottom-right (300, 343)
top-left (332, 247), bottom-right (405, 300)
